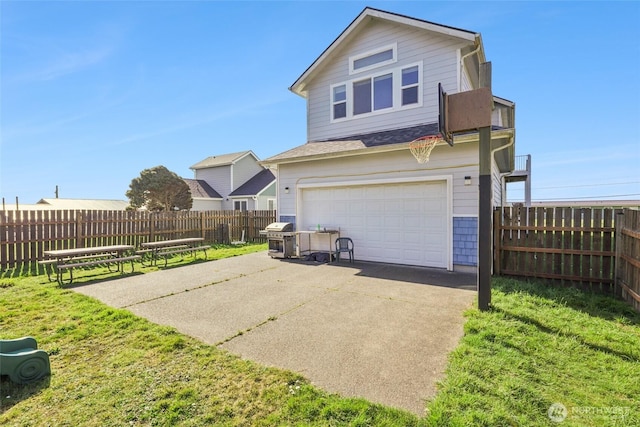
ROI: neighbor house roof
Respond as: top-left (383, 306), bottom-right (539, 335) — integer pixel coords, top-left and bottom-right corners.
top-left (228, 169), bottom-right (275, 197)
top-left (35, 198), bottom-right (130, 210)
top-left (183, 179), bottom-right (223, 199)
top-left (263, 123), bottom-right (439, 164)
top-left (290, 7), bottom-right (481, 96)
top-left (189, 151), bottom-right (258, 170)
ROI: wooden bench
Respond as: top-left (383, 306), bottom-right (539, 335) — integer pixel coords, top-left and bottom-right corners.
top-left (138, 238), bottom-right (210, 267)
top-left (43, 245), bottom-right (138, 285)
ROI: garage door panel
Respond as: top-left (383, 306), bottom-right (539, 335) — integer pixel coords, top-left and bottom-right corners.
top-left (301, 181), bottom-right (448, 268)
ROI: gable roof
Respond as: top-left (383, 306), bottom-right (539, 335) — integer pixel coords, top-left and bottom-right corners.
top-left (228, 168), bottom-right (276, 197)
top-left (290, 7), bottom-right (481, 97)
top-left (183, 178), bottom-right (223, 199)
top-left (190, 151), bottom-right (258, 170)
top-left (35, 198), bottom-right (130, 210)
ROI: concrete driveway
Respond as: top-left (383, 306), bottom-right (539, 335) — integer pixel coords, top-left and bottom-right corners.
top-left (71, 252), bottom-right (476, 415)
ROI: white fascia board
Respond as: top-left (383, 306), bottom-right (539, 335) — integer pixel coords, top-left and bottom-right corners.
top-left (232, 150), bottom-right (259, 165)
top-left (366, 8), bottom-right (476, 41)
top-left (193, 196), bottom-right (223, 201)
top-left (290, 7), bottom-right (478, 97)
top-left (263, 129), bottom-right (515, 167)
top-left (261, 143), bottom-right (408, 166)
top-left (256, 179), bottom-right (277, 197)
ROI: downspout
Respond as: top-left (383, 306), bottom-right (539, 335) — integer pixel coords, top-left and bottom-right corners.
top-left (492, 136), bottom-right (516, 207)
top-left (460, 42), bottom-right (482, 89)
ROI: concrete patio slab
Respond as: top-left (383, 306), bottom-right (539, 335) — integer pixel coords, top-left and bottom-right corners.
top-left (72, 251), bottom-right (476, 416)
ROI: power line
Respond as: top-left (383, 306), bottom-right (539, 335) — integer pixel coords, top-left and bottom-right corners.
top-left (532, 181), bottom-right (640, 190)
top-left (530, 193), bottom-right (640, 201)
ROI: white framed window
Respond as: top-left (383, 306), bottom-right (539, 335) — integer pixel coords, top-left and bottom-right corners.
top-left (267, 198), bottom-right (276, 211)
top-left (349, 43), bottom-right (397, 75)
top-left (331, 61), bottom-right (422, 122)
top-left (332, 84), bottom-right (347, 119)
top-left (233, 199), bottom-right (248, 211)
top-left (401, 65), bottom-right (419, 106)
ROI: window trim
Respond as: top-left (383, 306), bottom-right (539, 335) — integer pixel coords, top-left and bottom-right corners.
top-left (233, 199), bottom-right (249, 211)
top-left (330, 61), bottom-right (423, 123)
top-left (332, 84), bottom-right (347, 119)
top-left (349, 43), bottom-right (397, 75)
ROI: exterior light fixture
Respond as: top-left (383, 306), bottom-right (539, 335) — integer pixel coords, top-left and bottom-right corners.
top-left (464, 176), bottom-right (472, 186)
top-left (284, 187), bottom-right (290, 193)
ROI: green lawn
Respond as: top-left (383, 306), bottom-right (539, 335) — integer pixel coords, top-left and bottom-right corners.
top-left (1, 246), bottom-right (638, 426)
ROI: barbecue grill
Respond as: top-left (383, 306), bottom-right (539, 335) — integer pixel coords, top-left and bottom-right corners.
top-left (263, 222), bottom-right (295, 258)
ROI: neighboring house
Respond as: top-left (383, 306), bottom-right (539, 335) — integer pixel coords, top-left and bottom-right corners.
top-left (262, 7), bottom-right (516, 271)
top-left (189, 151), bottom-right (276, 211)
top-left (228, 168), bottom-right (276, 211)
top-left (36, 198), bottom-right (130, 210)
top-left (183, 179), bottom-right (223, 211)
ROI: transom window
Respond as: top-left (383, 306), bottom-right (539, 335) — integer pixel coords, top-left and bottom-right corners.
top-left (349, 44), bottom-right (397, 74)
top-left (331, 61), bottom-right (422, 122)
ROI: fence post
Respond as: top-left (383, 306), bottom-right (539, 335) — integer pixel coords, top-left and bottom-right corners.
top-left (149, 212), bottom-right (155, 242)
top-left (614, 210), bottom-right (624, 298)
top-left (76, 211), bottom-right (84, 248)
top-left (200, 211), bottom-right (205, 240)
top-left (493, 208), bottom-right (501, 276)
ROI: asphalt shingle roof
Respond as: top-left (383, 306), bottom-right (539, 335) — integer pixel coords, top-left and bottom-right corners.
top-left (183, 179), bottom-right (222, 199)
top-left (190, 151), bottom-right (255, 170)
top-left (264, 123), bottom-right (440, 163)
top-left (229, 169), bottom-right (275, 197)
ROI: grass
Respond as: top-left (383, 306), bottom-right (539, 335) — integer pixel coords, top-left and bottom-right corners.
top-left (1, 248), bottom-right (639, 426)
top-left (426, 277), bottom-right (640, 427)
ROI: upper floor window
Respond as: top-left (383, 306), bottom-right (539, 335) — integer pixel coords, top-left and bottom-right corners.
top-left (331, 61), bottom-right (422, 122)
top-left (401, 66), bottom-right (419, 106)
top-left (349, 44), bottom-right (397, 74)
top-left (333, 84), bottom-right (347, 119)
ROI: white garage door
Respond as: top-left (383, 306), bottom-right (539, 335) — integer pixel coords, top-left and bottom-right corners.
top-left (300, 180), bottom-right (449, 268)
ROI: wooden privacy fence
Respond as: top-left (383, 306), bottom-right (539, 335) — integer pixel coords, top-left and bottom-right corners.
top-left (615, 209), bottom-right (640, 311)
top-left (0, 210), bottom-right (276, 269)
top-left (494, 207), bottom-right (640, 306)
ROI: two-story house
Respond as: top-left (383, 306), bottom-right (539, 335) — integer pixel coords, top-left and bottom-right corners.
top-left (262, 7), bottom-right (516, 272)
top-left (188, 151), bottom-right (276, 211)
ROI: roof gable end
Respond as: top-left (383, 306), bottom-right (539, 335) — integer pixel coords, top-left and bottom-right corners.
top-left (228, 168), bottom-right (276, 197)
top-left (190, 150), bottom-right (258, 170)
top-left (290, 6), bottom-right (479, 96)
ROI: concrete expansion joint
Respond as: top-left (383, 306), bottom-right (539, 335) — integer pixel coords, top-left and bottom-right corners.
top-left (215, 305), bottom-right (297, 347)
top-left (215, 289), bottom-right (335, 346)
top-left (340, 288), bottom-right (417, 305)
top-left (122, 267), bottom-right (278, 309)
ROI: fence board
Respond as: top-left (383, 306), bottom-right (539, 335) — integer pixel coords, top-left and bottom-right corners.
top-left (495, 206), bottom-right (623, 295)
top-left (0, 209), bottom-right (275, 269)
top-left (616, 209), bottom-right (640, 311)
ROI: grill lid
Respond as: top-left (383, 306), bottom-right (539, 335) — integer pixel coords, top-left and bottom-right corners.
top-left (264, 222), bottom-right (294, 232)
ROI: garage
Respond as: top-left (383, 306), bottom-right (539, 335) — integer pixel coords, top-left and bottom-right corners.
top-left (299, 179), bottom-right (450, 268)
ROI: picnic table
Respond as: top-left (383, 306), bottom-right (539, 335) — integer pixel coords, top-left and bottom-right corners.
top-left (137, 237), bottom-right (210, 267)
top-left (42, 245), bottom-right (140, 285)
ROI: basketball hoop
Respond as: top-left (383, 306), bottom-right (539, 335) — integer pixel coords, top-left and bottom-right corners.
top-left (409, 135), bottom-right (442, 163)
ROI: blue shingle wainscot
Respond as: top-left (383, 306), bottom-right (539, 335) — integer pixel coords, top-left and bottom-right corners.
top-left (453, 217), bottom-right (477, 266)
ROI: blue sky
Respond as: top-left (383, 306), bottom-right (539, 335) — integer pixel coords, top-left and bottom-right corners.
top-left (1, 1), bottom-right (639, 205)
